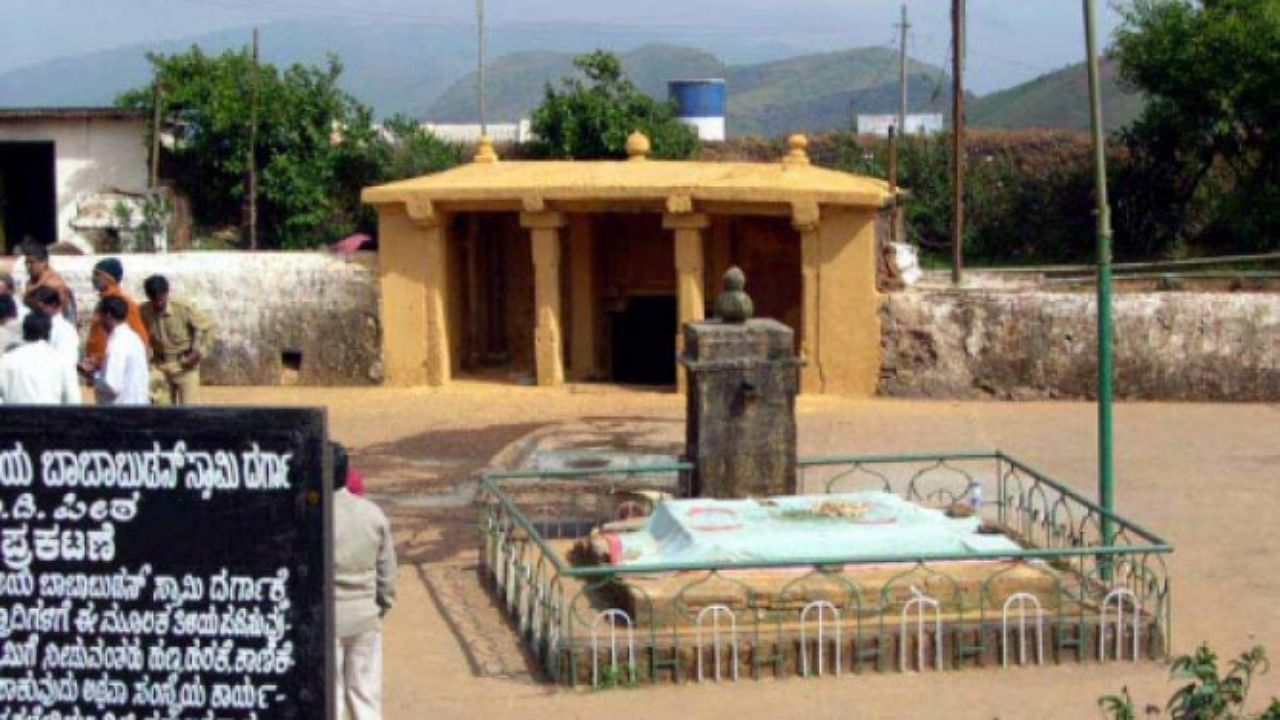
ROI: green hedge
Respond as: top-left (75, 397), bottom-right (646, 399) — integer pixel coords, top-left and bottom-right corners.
top-left (709, 129), bottom-right (1273, 265)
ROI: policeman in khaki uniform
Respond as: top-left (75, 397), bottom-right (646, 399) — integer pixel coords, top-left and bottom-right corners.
top-left (140, 275), bottom-right (213, 406)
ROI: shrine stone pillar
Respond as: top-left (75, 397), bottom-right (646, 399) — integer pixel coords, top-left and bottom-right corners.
top-left (522, 211), bottom-right (567, 387)
top-left (682, 268), bottom-right (800, 498)
top-left (665, 210), bottom-right (709, 394)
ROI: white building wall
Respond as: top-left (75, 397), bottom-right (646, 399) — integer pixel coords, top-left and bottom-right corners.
top-left (420, 119), bottom-right (533, 144)
top-left (0, 117), bottom-right (149, 250)
top-left (856, 114), bottom-right (945, 137)
top-left (0, 251), bottom-right (381, 386)
top-left (675, 116), bottom-right (726, 142)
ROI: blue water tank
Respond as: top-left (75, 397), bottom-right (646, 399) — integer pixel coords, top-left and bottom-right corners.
top-left (668, 79), bottom-right (726, 141)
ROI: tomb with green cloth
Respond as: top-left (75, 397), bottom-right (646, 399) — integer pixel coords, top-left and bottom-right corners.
top-left (478, 269), bottom-right (1172, 685)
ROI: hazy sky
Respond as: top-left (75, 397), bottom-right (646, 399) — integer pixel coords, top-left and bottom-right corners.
top-left (0, 0), bottom-right (1126, 93)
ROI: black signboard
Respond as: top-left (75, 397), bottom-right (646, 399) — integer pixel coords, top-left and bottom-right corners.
top-left (0, 407), bottom-right (331, 720)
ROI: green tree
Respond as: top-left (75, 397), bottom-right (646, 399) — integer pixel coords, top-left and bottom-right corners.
top-left (822, 130), bottom-right (1105, 265)
top-left (373, 116), bottom-right (466, 181)
top-left (531, 50), bottom-right (698, 160)
top-left (1113, 0), bottom-right (1280, 255)
top-left (118, 47), bottom-right (437, 249)
top-left (334, 115), bottom-right (466, 233)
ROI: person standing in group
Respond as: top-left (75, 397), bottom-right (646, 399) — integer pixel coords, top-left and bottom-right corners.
top-left (332, 442), bottom-right (396, 720)
top-left (0, 313), bottom-right (81, 405)
top-left (0, 272), bottom-right (30, 322)
top-left (0, 295), bottom-right (22, 353)
top-left (20, 242), bottom-right (75, 322)
top-left (83, 257), bottom-right (149, 373)
top-left (28, 286), bottom-right (78, 370)
top-left (140, 275), bottom-right (213, 406)
top-left (84, 296), bottom-right (149, 405)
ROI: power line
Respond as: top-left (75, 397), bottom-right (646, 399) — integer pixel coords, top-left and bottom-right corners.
top-left (848, 50), bottom-right (902, 120)
top-left (171, 0), bottom-right (455, 25)
top-left (969, 50), bottom-right (1042, 73)
top-left (173, 0), bottom-right (917, 42)
top-left (918, 34), bottom-right (951, 107)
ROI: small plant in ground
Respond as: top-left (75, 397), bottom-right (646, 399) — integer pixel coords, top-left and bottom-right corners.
top-left (1100, 644), bottom-right (1280, 720)
top-left (594, 662), bottom-right (639, 689)
top-left (596, 662), bottom-right (622, 688)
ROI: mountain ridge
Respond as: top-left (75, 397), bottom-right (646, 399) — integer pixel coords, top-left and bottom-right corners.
top-left (0, 18), bottom-right (1142, 135)
top-left (0, 18), bottom-right (807, 119)
top-left (968, 57), bottom-right (1144, 132)
top-left (429, 44), bottom-right (955, 137)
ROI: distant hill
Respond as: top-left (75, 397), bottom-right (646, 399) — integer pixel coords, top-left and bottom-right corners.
top-left (0, 16), bottom-right (1136, 136)
top-left (969, 57), bottom-right (1144, 131)
top-left (725, 48), bottom-right (952, 136)
top-left (0, 18), bottom-right (806, 120)
top-left (431, 45), bottom-right (954, 137)
top-left (428, 44), bottom-right (725, 123)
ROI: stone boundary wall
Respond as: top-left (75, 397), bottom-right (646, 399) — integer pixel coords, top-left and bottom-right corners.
top-left (1, 252), bottom-right (381, 386)
top-left (6, 252), bottom-right (1277, 398)
top-left (880, 290), bottom-right (1280, 400)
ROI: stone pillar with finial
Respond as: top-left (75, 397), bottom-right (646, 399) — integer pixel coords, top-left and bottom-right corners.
top-left (626, 130), bottom-right (651, 161)
top-left (782, 133), bottom-right (810, 165)
top-left (474, 135), bottom-right (499, 164)
top-left (681, 267), bottom-right (800, 498)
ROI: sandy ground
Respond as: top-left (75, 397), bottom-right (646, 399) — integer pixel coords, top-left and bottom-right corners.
top-left (206, 384), bottom-right (1280, 719)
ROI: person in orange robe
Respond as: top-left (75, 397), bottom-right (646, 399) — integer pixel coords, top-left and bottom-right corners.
top-left (80, 257), bottom-right (150, 373)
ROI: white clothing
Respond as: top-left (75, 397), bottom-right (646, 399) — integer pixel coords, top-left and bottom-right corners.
top-left (0, 341), bottom-right (81, 405)
top-left (49, 314), bottom-right (79, 368)
top-left (334, 488), bottom-right (397, 638)
top-left (94, 324), bottom-right (149, 405)
top-left (0, 321), bottom-right (21, 354)
top-left (335, 628), bottom-right (382, 720)
top-left (333, 488), bottom-right (394, 720)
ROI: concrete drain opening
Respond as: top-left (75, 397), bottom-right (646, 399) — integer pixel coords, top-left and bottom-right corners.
top-left (280, 349), bottom-right (303, 385)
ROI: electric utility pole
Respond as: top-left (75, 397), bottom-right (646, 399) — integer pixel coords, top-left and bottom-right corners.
top-left (476, 0), bottom-right (487, 135)
top-left (149, 81), bottom-right (163, 188)
top-left (950, 0), bottom-right (966, 285)
top-left (247, 27), bottom-right (260, 251)
top-left (896, 4), bottom-right (909, 136)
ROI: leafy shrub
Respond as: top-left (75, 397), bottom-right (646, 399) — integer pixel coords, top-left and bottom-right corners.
top-left (531, 51), bottom-right (698, 160)
top-left (814, 130), bottom-right (1118, 265)
top-left (1101, 644), bottom-right (1280, 720)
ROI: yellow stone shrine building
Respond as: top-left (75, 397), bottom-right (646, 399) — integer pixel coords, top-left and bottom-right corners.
top-left (361, 133), bottom-right (895, 395)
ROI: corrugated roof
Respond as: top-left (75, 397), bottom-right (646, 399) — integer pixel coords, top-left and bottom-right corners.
top-left (362, 158), bottom-right (894, 209)
top-left (0, 107), bottom-right (147, 121)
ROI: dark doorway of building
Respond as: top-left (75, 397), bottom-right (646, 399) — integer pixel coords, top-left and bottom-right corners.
top-left (0, 142), bottom-right (57, 252)
top-left (611, 295), bottom-right (676, 385)
top-left (450, 212), bottom-right (535, 383)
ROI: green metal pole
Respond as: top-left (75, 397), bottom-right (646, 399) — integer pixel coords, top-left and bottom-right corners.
top-left (1083, 0), bottom-right (1115, 548)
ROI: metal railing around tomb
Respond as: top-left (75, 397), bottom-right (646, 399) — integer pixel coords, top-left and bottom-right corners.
top-left (477, 451), bottom-right (1172, 687)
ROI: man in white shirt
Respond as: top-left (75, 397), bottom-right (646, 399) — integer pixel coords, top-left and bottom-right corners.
top-left (29, 286), bottom-right (79, 369)
top-left (88, 296), bottom-right (149, 406)
top-left (0, 313), bottom-right (81, 405)
top-left (332, 442), bottom-right (396, 720)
